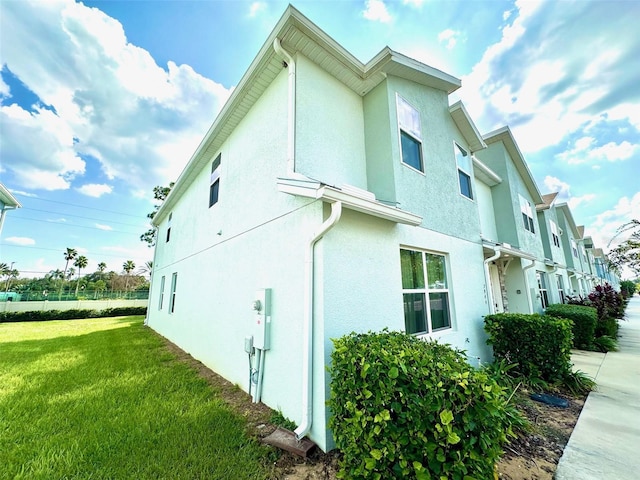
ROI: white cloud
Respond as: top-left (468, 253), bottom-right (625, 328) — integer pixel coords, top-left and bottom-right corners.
top-left (363, 0), bottom-right (392, 23)
top-left (249, 2), bottom-right (266, 17)
top-left (543, 175), bottom-right (570, 198)
top-left (5, 236), bottom-right (35, 246)
top-left (557, 138), bottom-right (637, 165)
top-left (77, 183), bottom-right (113, 197)
top-left (0, 0), bottom-right (232, 193)
top-left (437, 29), bottom-right (461, 50)
top-left (402, 0), bottom-right (424, 8)
top-left (568, 194), bottom-right (596, 210)
top-left (587, 192), bottom-right (640, 251)
top-left (95, 224), bottom-right (113, 231)
top-left (8, 189), bottom-right (37, 198)
top-left (459, 0), bottom-right (640, 154)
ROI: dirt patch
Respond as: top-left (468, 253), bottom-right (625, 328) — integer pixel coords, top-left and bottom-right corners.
top-left (160, 336), bottom-right (584, 480)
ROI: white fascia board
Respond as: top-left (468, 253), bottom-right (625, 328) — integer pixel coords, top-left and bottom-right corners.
top-left (472, 156), bottom-right (502, 186)
top-left (0, 184), bottom-right (21, 209)
top-left (482, 241), bottom-right (537, 261)
top-left (449, 101), bottom-right (486, 152)
top-left (277, 179), bottom-right (422, 226)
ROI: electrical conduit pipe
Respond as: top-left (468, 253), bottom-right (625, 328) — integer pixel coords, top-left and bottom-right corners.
top-left (294, 201), bottom-right (343, 441)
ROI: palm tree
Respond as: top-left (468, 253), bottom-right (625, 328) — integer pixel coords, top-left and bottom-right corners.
top-left (62, 248), bottom-right (78, 279)
top-left (138, 260), bottom-right (153, 279)
top-left (97, 262), bottom-right (107, 278)
top-left (74, 255), bottom-right (88, 296)
top-left (123, 260), bottom-right (136, 291)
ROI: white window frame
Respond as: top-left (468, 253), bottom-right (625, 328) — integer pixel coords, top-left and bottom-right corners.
top-left (158, 275), bottom-right (165, 310)
top-left (396, 94), bottom-right (424, 173)
top-left (519, 194), bottom-right (535, 233)
top-left (571, 239), bottom-right (578, 258)
top-left (455, 143), bottom-right (473, 200)
top-left (537, 271), bottom-right (549, 309)
top-left (166, 212), bottom-right (172, 243)
top-left (550, 220), bottom-right (560, 248)
top-left (400, 248), bottom-right (452, 335)
top-left (557, 274), bottom-right (566, 304)
top-left (209, 153), bottom-right (221, 207)
top-left (169, 272), bottom-right (177, 314)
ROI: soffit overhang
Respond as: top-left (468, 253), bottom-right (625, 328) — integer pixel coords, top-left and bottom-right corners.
top-left (449, 101), bottom-right (486, 152)
top-left (482, 126), bottom-right (543, 205)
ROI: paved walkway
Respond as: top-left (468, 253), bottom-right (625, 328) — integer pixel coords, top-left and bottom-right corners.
top-left (555, 295), bottom-right (640, 480)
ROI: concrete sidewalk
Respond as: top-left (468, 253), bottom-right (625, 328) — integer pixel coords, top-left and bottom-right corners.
top-left (555, 295), bottom-right (640, 480)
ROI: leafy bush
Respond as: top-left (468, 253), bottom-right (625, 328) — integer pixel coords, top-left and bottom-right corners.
top-left (484, 313), bottom-right (573, 383)
top-left (0, 306), bottom-right (147, 323)
top-left (620, 280), bottom-right (637, 298)
top-left (563, 370), bottom-right (596, 396)
top-left (588, 283), bottom-right (625, 321)
top-left (545, 303), bottom-right (597, 350)
top-left (596, 317), bottom-right (619, 339)
top-left (328, 330), bottom-right (515, 480)
top-left (593, 335), bottom-right (618, 353)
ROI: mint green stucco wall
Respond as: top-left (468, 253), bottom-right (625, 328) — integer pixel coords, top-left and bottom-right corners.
top-left (296, 54), bottom-right (368, 189)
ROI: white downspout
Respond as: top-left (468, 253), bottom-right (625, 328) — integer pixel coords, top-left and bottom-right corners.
top-left (522, 259), bottom-right (536, 313)
top-left (483, 247), bottom-right (502, 314)
top-left (294, 201), bottom-right (343, 441)
top-left (273, 38), bottom-right (296, 176)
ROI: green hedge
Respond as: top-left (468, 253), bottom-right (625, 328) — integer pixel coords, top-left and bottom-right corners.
top-left (484, 313), bottom-right (572, 383)
top-left (545, 304), bottom-right (597, 350)
top-left (328, 330), bottom-right (513, 480)
top-left (0, 306), bottom-right (147, 323)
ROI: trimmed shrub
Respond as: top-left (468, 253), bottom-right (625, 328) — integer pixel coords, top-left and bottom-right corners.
top-left (0, 306), bottom-right (147, 323)
top-left (545, 303), bottom-right (597, 350)
top-left (596, 317), bottom-right (619, 338)
top-left (328, 330), bottom-right (514, 480)
top-left (484, 313), bottom-right (572, 383)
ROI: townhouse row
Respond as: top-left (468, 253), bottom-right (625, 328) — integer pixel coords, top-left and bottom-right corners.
top-left (146, 7), bottom-right (619, 451)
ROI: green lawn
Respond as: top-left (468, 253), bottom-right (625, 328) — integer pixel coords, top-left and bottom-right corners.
top-left (0, 316), bottom-right (275, 479)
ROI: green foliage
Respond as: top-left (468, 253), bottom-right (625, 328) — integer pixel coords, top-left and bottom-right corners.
top-left (593, 335), bottom-right (619, 353)
top-left (620, 280), bottom-right (637, 298)
top-left (0, 306), bottom-right (147, 323)
top-left (269, 410), bottom-right (297, 431)
top-left (328, 330), bottom-right (515, 479)
top-left (589, 283), bottom-right (625, 321)
top-left (545, 304), bottom-right (597, 350)
top-left (562, 370), bottom-right (596, 396)
top-left (484, 313), bottom-right (573, 383)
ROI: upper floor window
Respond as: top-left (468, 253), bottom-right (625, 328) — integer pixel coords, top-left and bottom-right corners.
top-left (519, 194), bottom-right (535, 233)
top-left (396, 95), bottom-right (423, 172)
top-left (571, 239), bottom-right (578, 258)
top-left (209, 153), bottom-right (221, 207)
top-left (400, 248), bottom-right (451, 335)
top-left (455, 143), bottom-right (473, 199)
top-left (166, 212), bottom-right (172, 242)
top-left (550, 220), bottom-right (560, 248)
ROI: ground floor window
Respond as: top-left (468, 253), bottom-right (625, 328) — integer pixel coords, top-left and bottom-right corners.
top-left (158, 275), bottom-right (165, 310)
top-left (537, 271), bottom-right (549, 309)
top-left (557, 275), bottom-right (566, 304)
top-left (169, 272), bottom-right (178, 314)
top-left (400, 248), bottom-right (451, 334)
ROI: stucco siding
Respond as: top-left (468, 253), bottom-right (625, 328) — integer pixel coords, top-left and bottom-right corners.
top-left (295, 54), bottom-right (367, 189)
top-left (476, 180), bottom-right (498, 242)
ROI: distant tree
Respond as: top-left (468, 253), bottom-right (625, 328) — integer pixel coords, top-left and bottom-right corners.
top-left (66, 267), bottom-right (76, 281)
top-left (2, 266), bottom-right (19, 292)
top-left (62, 248), bottom-right (78, 279)
top-left (138, 260), bottom-right (153, 279)
top-left (123, 260), bottom-right (136, 291)
top-left (97, 262), bottom-right (107, 275)
top-left (140, 183), bottom-right (174, 247)
top-left (609, 219), bottom-right (640, 276)
top-left (74, 255), bottom-right (88, 296)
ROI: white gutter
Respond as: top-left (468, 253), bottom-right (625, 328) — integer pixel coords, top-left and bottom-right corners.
top-left (483, 246), bottom-right (502, 314)
top-left (273, 38), bottom-right (297, 176)
top-left (294, 201), bottom-right (343, 441)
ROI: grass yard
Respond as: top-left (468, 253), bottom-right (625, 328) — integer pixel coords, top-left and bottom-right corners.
top-left (0, 316), bottom-right (275, 479)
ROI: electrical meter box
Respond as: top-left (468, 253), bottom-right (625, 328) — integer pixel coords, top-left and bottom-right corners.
top-left (252, 288), bottom-right (271, 350)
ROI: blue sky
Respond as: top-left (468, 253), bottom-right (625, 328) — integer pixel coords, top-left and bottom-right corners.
top-left (1, 0), bottom-right (639, 279)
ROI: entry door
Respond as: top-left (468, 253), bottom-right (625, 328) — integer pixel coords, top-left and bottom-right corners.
top-left (488, 264), bottom-right (504, 313)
